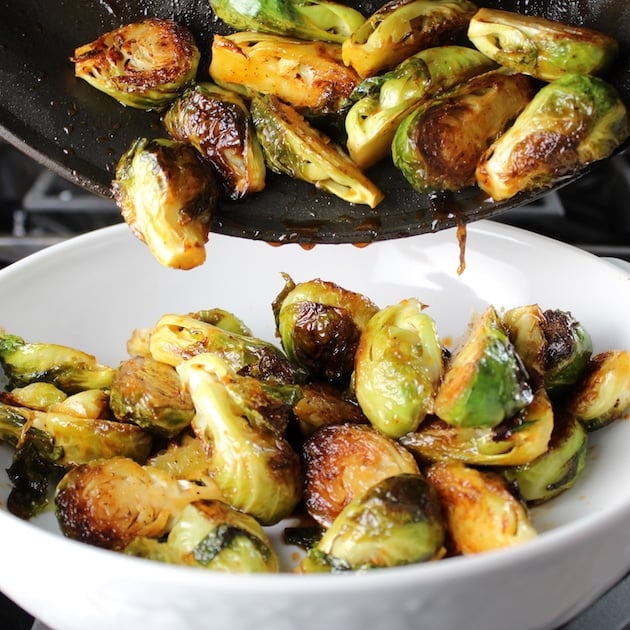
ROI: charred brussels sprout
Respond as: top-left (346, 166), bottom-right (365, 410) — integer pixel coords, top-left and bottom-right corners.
top-left (468, 8), bottom-right (619, 82)
top-left (341, 0), bottom-right (478, 78)
top-left (298, 474), bottom-right (445, 572)
top-left (476, 73), bottom-right (630, 201)
top-left (72, 18), bottom-right (199, 110)
top-left (164, 83), bottom-right (266, 200)
top-left (209, 0), bottom-right (365, 43)
top-left (354, 299), bottom-right (444, 438)
top-left (433, 306), bottom-right (533, 428)
top-left (392, 70), bottom-right (534, 193)
top-left (113, 137), bottom-right (219, 270)
top-left (251, 94), bottom-right (384, 207)
top-left (345, 45), bottom-right (496, 168)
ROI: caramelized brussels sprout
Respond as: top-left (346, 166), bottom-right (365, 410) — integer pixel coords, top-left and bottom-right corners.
top-left (273, 275), bottom-right (379, 382)
top-left (354, 299), bottom-right (444, 438)
top-left (209, 32), bottom-right (360, 118)
top-left (164, 83), bottom-right (266, 200)
top-left (113, 137), bottom-right (219, 270)
top-left (341, 0), bottom-right (478, 78)
top-left (345, 45), bottom-right (496, 168)
top-left (49, 389), bottom-right (112, 420)
top-left (251, 94), bottom-right (384, 207)
top-left (191, 308), bottom-right (253, 336)
top-left (177, 354), bottom-right (303, 525)
top-left (433, 306), bottom-right (533, 428)
top-left (392, 69), bottom-right (534, 193)
top-left (566, 350), bottom-right (630, 431)
top-left (302, 422), bottom-right (419, 527)
top-left (209, 0), bottom-right (365, 43)
top-left (125, 501), bottom-right (280, 572)
top-left (468, 8), bottom-right (619, 82)
top-left (297, 474), bottom-right (445, 572)
top-left (109, 356), bottom-right (194, 438)
top-left (147, 432), bottom-right (213, 483)
top-left (72, 18), bottom-right (199, 110)
top-left (401, 387), bottom-right (553, 466)
top-left (55, 457), bottom-right (223, 550)
top-left (477, 73), bottom-right (630, 201)
top-left (426, 461), bottom-right (537, 555)
top-left (0, 382), bottom-right (68, 411)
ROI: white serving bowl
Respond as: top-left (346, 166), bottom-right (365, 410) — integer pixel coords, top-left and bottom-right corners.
top-left (0, 221), bottom-right (629, 630)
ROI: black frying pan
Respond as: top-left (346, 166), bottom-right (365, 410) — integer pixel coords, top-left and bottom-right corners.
top-left (0, 0), bottom-right (628, 244)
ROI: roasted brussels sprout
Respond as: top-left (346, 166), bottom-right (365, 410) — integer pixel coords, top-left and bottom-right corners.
top-left (209, 32), bottom-right (360, 118)
top-left (392, 69), bottom-right (534, 193)
top-left (251, 94), bottom-right (384, 207)
top-left (566, 350), bottom-right (630, 432)
top-left (147, 432), bottom-right (213, 483)
top-left (209, 0), bottom-right (365, 43)
top-left (476, 73), bottom-right (630, 201)
top-left (468, 8), bottom-right (619, 82)
top-left (297, 474), bottom-right (445, 572)
top-left (72, 18), bottom-right (199, 110)
top-left (164, 83), bottom-right (266, 200)
top-left (191, 308), bottom-right (253, 336)
top-left (345, 45), bottom-right (496, 168)
top-left (302, 422), bottom-right (419, 527)
top-left (433, 306), bottom-right (533, 428)
top-left (113, 137), bottom-right (219, 270)
top-left (341, 0), bottom-right (478, 78)
top-left (426, 461), bottom-right (537, 555)
top-left (273, 275), bottom-right (379, 382)
top-left (125, 501), bottom-right (280, 572)
top-left (354, 299), bottom-right (444, 438)
top-left (48, 389), bottom-right (113, 420)
top-left (177, 354), bottom-right (303, 525)
top-left (0, 382), bottom-right (68, 411)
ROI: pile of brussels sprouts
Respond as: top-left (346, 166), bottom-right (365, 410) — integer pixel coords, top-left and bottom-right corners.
top-left (1, 276), bottom-right (629, 573)
top-left (70, 0), bottom-right (629, 269)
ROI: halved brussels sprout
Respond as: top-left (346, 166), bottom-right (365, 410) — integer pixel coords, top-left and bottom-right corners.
top-left (468, 8), bottom-right (619, 82)
top-left (191, 308), bottom-right (253, 336)
top-left (113, 137), bottom-right (219, 270)
top-left (297, 473), bottom-right (445, 572)
top-left (345, 45), bottom-right (496, 168)
top-left (72, 18), bottom-right (199, 110)
top-left (164, 83), bottom-right (266, 200)
top-left (341, 0), bottom-right (478, 78)
top-left (426, 461), bottom-right (537, 555)
top-left (147, 432), bottom-right (213, 483)
top-left (209, 0), bottom-right (365, 43)
top-left (49, 389), bottom-right (112, 420)
top-left (476, 73), bottom-right (630, 201)
top-left (251, 94), bottom-right (384, 207)
top-left (392, 69), bottom-right (534, 193)
top-left (0, 382), bottom-right (68, 411)
top-left (433, 305), bottom-right (533, 428)
top-left (354, 299), bottom-right (444, 438)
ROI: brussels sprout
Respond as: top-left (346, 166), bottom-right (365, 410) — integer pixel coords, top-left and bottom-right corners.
top-left (163, 83), bottom-right (266, 200)
top-left (468, 8), bottom-right (619, 82)
top-left (302, 422), bottom-right (419, 527)
top-left (297, 474), bottom-right (445, 572)
top-left (147, 432), bottom-right (213, 483)
top-left (109, 356), bottom-right (195, 438)
top-left (341, 0), bottom-right (478, 78)
top-left (209, 0), bottom-right (365, 43)
top-left (55, 457), bottom-right (223, 550)
top-left (125, 501), bottom-right (280, 572)
top-left (273, 275), bottom-right (379, 382)
top-left (113, 137), bottom-right (219, 270)
top-left (392, 69), bottom-right (534, 193)
top-left (177, 354), bottom-right (303, 525)
top-left (0, 382), bottom-right (68, 411)
top-left (251, 94), bottom-right (384, 207)
top-left (0, 332), bottom-right (115, 394)
top-left (72, 18), bottom-right (200, 110)
top-left (354, 299), bottom-right (444, 438)
top-left (476, 73), bottom-right (630, 201)
top-left (401, 387), bottom-right (553, 466)
top-left (209, 32), bottom-right (360, 118)
top-left (503, 411), bottom-right (587, 505)
top-left (426, 461), bottom-right (537, 555)
top-left (345, 45), bottom-right (496, 168)
top-left (433, 306), bottom-right (533, 428)
top-left (566, 350), bottom-right (630, 432)
top-left (49, 389), bottom-right (112, 420)
top-left (191, 308), bottom-right (253, 336)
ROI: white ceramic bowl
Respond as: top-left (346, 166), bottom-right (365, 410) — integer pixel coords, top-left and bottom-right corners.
top-left (1, 221), bottom-right (629, 630)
